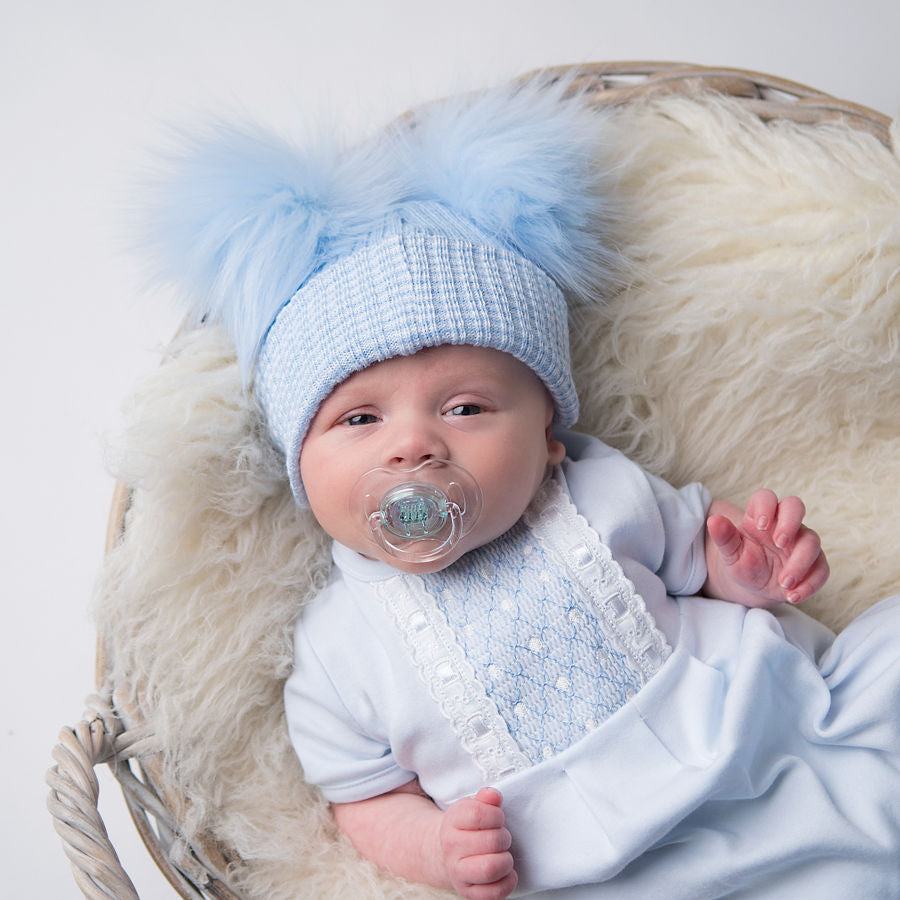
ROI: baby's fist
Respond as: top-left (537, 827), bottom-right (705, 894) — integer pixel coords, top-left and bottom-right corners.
top-left (440, 788), bottom-right (517, 900)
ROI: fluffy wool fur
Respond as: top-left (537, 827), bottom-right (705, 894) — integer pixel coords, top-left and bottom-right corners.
top-left (96, 89), bottom-right (900, 898)
top-left (140, 75), bottom-right (623, 380)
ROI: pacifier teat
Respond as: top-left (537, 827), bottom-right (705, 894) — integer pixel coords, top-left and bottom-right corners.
top-left (350, 460), bottom-right (482, 564)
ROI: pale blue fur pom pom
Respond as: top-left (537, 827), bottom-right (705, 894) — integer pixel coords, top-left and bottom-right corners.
top-left (141, 73), bottom-right (622, 380)
top-left (393, 76), bottom-right (623, 302)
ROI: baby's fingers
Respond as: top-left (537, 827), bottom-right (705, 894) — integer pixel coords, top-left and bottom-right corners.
top-left (745, 490), bottom-right (807, 548)
top-left (770, 495), bottom-right (807, 550)
top-left (447, 791), bottom-right (505, 832)
top-left (744, 489), bottom-right (780, 534)
top-left (455, 850), bottom-right (517, 897)
top-left (779, 531), bottom-right (829, 604)
top-left (443, 790), bottom-right (517, 899)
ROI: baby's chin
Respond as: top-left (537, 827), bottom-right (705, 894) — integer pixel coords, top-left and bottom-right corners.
top-left (343, 510), bottom-right (523, 574)
top-left (347, 529), bottom-right (486, 575)
top-left (359, 543), bottom-right (470, 575)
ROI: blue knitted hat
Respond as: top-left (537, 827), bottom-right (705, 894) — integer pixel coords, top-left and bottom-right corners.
top-left (144, 75), bottom-right (622, 505)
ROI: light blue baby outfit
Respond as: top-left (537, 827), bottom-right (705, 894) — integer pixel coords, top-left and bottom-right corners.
top-left (285, 432), bottom-right (900, 898)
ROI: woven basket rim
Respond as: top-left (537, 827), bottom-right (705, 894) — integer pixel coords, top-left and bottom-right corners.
top-left (534, 60), bottom-right (893, 147)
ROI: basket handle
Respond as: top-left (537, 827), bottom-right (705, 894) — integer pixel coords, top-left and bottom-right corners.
top-left (47, 694), bottom-right (153, 900)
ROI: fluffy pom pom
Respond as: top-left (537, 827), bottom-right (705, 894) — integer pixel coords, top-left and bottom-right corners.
top-left (396, 74), bottom-right (623, 300)
top-left (141, 74), bottom-right (622, 379)
top-left (140, 122), bottom-right (405, 375)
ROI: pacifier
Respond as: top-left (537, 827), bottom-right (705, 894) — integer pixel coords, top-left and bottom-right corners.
top-left (349, 459), bottom-right (482, 565)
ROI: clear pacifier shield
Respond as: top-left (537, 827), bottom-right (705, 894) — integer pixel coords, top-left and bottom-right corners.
top-left (350, 460), bottom-right (482, 564)
top-left (380, 483), bottom-right (450, 539)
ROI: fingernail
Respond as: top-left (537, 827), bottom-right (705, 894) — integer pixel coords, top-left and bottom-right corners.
top-left (781, 576), bottom-right (796, 591)
top-left (775, 533), bottom-right (788, 549)
top-left (757, 516), bottom-right (769, 530)
top-left (787, 592), bottom-right (801, 604)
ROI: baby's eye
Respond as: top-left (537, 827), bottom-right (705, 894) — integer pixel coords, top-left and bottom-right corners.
top-left (344, 413), bottom-right (378, 426)
top-left (446, 404), bottom-right (482, 417)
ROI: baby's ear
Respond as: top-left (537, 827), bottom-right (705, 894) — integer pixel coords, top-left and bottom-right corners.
top-left (543, 393), bottom-right (566, 464)
top-left (546, 426), bottom-right (566, 465)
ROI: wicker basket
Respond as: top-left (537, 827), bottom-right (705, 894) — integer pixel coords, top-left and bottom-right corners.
top-left (46, 61), bottom-right (895, 899)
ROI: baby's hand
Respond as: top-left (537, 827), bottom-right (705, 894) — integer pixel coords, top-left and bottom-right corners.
top-left (439, 788), bottom-right (517, 900)
top-left (705, 489), bottom-right (829, 608)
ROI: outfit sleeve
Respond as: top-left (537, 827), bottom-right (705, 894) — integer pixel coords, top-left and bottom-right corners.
top-left (643, 469), bottom-right (710, 596)
top-left (283, 586), bottom-right (417, 803)
top-left (559, 430), bottom-right (710, 597)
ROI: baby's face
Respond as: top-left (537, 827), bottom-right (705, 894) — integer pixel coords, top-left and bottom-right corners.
top-left (299, 344), bottom-right (566, 573)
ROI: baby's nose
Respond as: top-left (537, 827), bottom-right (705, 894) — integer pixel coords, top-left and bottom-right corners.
top-left (386, 421), bottom-right (449, 467)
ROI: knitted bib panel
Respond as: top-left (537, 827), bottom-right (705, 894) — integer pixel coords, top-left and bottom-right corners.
top-left (374, 475), bottom-right (671, 779)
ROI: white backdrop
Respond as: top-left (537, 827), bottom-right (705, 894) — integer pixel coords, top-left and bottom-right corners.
top-left (4, 2), bottom-right (898, 897)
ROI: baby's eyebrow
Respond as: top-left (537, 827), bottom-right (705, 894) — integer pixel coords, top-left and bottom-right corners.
top-left (321, 383), bottom-right (371, 408)
top-left (311, 390), bottom-right (370, 426)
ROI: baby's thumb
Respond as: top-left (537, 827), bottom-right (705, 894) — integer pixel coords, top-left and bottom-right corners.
top-left (475, 787), bottom-right (503, 808)
top-left (707, 514), bottom-right (742, 565)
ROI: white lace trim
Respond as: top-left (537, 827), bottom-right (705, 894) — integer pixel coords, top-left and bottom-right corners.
top-left (374, 575), bottom-right (532, 781)
top-left (524, 476), bottom-right (671, 683)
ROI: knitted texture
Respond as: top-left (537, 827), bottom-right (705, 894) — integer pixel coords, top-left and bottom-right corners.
top-left (256, 228), bottom-right (574, 503)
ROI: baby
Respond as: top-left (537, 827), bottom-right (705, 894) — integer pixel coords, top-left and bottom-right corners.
top-left (294, 341), bottom-right (826, 899)
top-left (149, 77), bottom-right (900, 898)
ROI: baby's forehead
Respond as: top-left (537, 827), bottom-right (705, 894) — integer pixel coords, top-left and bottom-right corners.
top-left (331, 344), bottom-right (528, 391)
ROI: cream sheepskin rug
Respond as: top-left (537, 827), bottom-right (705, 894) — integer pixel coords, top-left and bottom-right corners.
top-left (96, 90), bottom-right (900, 898)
